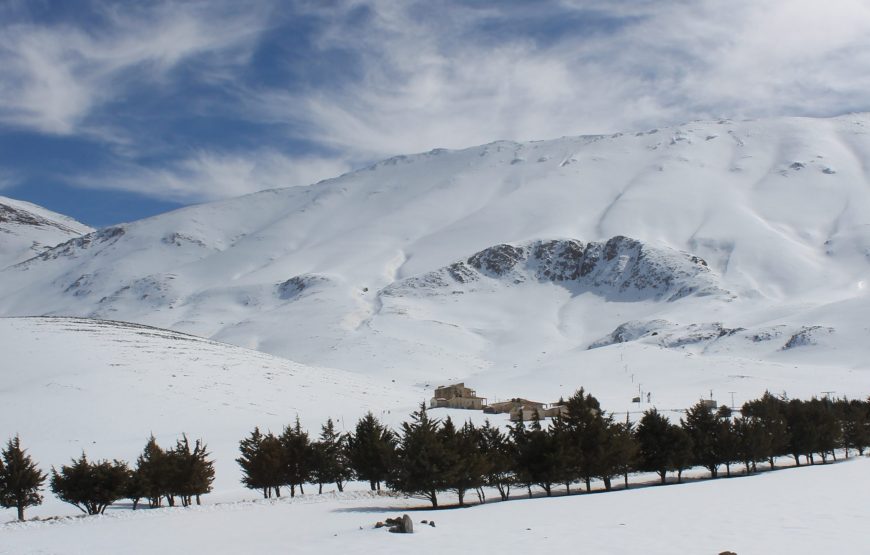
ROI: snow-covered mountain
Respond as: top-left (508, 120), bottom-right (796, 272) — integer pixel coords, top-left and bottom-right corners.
top-left (0, 196), bottom-right (93, 269)
top-left (1, 114), bottom-right (869, 402)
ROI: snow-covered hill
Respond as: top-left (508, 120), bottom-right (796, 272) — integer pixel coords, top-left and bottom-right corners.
top-left (0, 196), bottom-right (93, 269)
top-left (0, 316), bottom-right (421, 509)
top-left (0, 114), bottom-right (869, 401)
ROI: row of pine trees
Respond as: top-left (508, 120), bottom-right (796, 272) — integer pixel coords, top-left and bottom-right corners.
top-left (237, 390), bottom-right (870, 507)
top-left (2, 390), bottom-right (868, 520)
top-left (0, 435), bottom-right (214, 521)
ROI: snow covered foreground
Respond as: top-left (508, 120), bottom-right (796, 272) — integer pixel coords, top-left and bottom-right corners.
top-left (3, 457), bottom-right (868, 554)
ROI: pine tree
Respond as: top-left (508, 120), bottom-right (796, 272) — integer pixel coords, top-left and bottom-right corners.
top-left (125, 467), bottom-right (146, 510)
top-left (237, 428), bottom-right (284, 498)
top-left (742, 392), bottom-right (788, 468)
top-left (440, 419), bottom-right (487, 506)
top-left (785, 399), bottom-right (818, 466)
top-left (387, 403), bottom-right (448, 507)
top-left (670, 425), bottom-right (694, 483)
top-left (346, 412), bottom-right (396, 492)
top-left (478, 420), bottom-right (514, 501)
top-left (836, 398), bottom-right (870, 457)
top-left (50, 454), bottom-right (130, 515)
top-left (599, 418), bottom-right (638, 490)
top-left (168, 435), bottom-right (214, 506)
top-left (311, 419), bottom-right (353, 494)
top-left (682, 401), bottom-right (724, 478)
top-left (514, 411), bottom-right (560, 497)
top-left (715, 412), bottom-right (738, 477)
top-left (561, 388), bottom-right (609, 492)
top-left (135, 435), bottom-right (170, 508)
top-left (637, 409), bottom-right (680, 484)
top-left (733, 416), bottom-right (768, 473)
top-left (509, 417), bottom-right (534, 498)
top-left (0, 436), bottom-right (46, 521)
top-left (280, 417), bottom-right (314, 497)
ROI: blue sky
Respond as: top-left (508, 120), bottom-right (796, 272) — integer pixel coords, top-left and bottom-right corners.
top-left (2, 0), bottom-right (870, 227)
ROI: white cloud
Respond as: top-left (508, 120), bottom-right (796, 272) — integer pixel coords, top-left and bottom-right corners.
top-left (253, 0), bottom-right (870, 159)
top-left (75, 150), bottom-right (351, 203)
top-left (0, 1), bottom-right (272, 134)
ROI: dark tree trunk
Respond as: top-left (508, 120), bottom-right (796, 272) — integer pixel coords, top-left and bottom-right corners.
top-left (17, 505), bottom-right (24, 521)
top-left (659, 470), bottom-right (667, 484)
top-left (585, 476), bottom-right (591, 493)
top-left (603, 476), bottom-right (612, 491)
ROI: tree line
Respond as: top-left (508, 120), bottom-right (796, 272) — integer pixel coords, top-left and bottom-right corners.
top-left (0, 434), bottom-right (214, 521)
top-left (237, 390), bottom-right (870, 507)
top-left (2, 390), bottom-right (867, 520)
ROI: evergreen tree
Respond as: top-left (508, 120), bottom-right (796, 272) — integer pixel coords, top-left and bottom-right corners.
top-left (478, 420), bottom-right (514, 501)
top-left (311, 419), bottom-right (353, 494)
top-left (346, 412), bottom-right (396, 491)
top-left (715, 411), bottom-right (738, 477)
top-left (806, 398), bottom-right (841, 463)
top-left (441, 419), bottom-right (488, 505)
top-left (237, 427), bottom-right (284, 498)
top-left (561, 388), bottom-right (609, 492)
top-left (509, 417), bottom-right (535, 498)
top-left (670, 425), bottom-right (694, 483)
top-left (785, 399), bottom-right (818, 466)
top-left (733, 416), bottom-right (768, 473)
top-left (388, 403), bottom-right (449, 507)
top-left (168, 435), bottom-right (214, 506)
top-left (124, 467), bottom-right (146, 510)
top-left (682, 401), bottom-right (725, 478)
top-left (600, 418), bottom-right (638, 490)
top-left (513, 412), bottom-right (561, 497)
top-left (0, 436), bottom-right (46, 521)
top-left (741, 392), bottom-right (788, 468)
top-left (50, 454), bottom-right (130, 515)
top-left (135, 435), bottom-right (171, 508)
top-left (836, 398), bottom-right (870, 457)
top-left (280, 417), bottom-right (314, 497)
top-left (637, 409), bottom-right (686, 484)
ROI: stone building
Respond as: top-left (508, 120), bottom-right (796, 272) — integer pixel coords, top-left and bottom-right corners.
top-left (429, 383), bottom-right (487, 410)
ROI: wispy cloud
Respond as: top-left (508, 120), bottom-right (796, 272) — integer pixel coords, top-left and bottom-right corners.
top-left (0, 1), bottom-right (272, 135)
top-left (4, 0), bottom-right (870, 210)
top-left (253, 0), bottom-right (870, 159)
top-left (75, 150), bottom-right (351, 202)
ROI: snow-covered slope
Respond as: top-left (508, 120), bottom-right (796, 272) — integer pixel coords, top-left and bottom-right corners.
top-left (0, 114), bottom-right (869, 396)
top-left (0, 196), bottom-right (93, 269)
top-left (0, 316), bottom-right (421, 506)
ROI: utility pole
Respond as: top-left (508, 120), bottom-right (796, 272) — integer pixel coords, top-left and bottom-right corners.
top-left (728, 392), bottom-right (736, 410)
